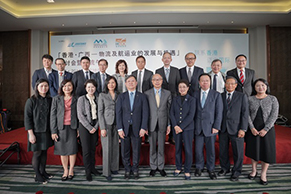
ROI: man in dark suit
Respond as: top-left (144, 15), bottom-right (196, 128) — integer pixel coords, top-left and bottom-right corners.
top-left (226, 54), bottom-right (255, 96)
top-left (32, 54), bottom-right (57, 89)
top-left (132, 55), bottom-right (153, 93)
top-left (156, 52), bottom-right (180, 144)
top-left (116, 75), bottom-right (149, 180)
top-left (193, 73), bottom-right (223, 180)
top-left (71, 56), bottom-right (93, 97)
top-left (49, 58), bottom-right (73, 97)
top-left (145, 74), bottom-right (172, 177)
top-left (218, 76), bottom-right (249, 181)
top-left (208, 59), bottom-right (226, 93)
top-left (92, 59), bottom-right (110, 94)
top-left (180, 52), bottom-right (204, 96)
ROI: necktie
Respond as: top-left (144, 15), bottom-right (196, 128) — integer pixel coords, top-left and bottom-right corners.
top-left (138, 71), bottom-right (142, 92)
top-left (201, 91), bottom-right (206, 108)
top-left (102, 73), bottom-right (105, 91)
top-left (59, 72), bottom-right (63, 76)
top-left (239, 70), bottom-right (244, 84)
top-left (213, 74), bottom-right (217, 91)
top-left (227, 93), bottom-right (231, 105)
top-left (155, 90), bottom-right (160, 108)
top-left (130, 92), bottom-right (134, 111)
top-left (187, 68), bottom-right (192, 82)
top-left (85, 71), bottom-right (89, 80)
top-left (59, 72), bottom-right (64, 87)
top-left (165, 68), bottom-right (170, 82)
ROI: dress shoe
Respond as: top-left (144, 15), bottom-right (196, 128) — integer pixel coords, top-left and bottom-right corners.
top-left (68, 175), bottom-right (74, 180)
top-left (218, 169), bottom-right (230, 176)
top-left (173, 170), bottom-right (182, 176)
top-left (195, 169), bottom-right (202, 177)
top-left (149, 169), bottom-right (157, 177)
top-left (111, 171), bottom-right (119, 175)
top-left (86, 174), bottom-right (92, 182)
top-left (248, 172), bottom-right (258, 180)
top-left (124, 172), bottom-right (130, 180)
top-left (35, 178), bottom-right (48, 184)
top-left (159, 169), bottom-right (167, 177)
top-left (133, 172), bottom-right (139, 180)
top-left (43, 172), bottom-right (54, 180)
top-left (106, 176), bottom-right (112, 181)
top-left (230, 175), bottom-right (239, 181)
top-left (91, 169), bottom-right (101, 176)
top-left (208, 171), bottom-right (217, 180)
top-left (61, 176), bottom-right (68, 181)
top-left (260, 178), bottom-right (268, 185)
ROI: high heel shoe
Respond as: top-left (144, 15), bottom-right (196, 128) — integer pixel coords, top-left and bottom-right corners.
top-left (248, 172), bottom-right (258, 180)
top-left (260, 178), bottom-right (268, 185)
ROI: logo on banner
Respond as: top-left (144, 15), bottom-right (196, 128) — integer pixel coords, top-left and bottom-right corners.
top-left (115, 38), bottom-right (126, 47)
top-left (67, 42), bottom-right (86, 47)
top-left (93, 39), bottom-right (107, 48)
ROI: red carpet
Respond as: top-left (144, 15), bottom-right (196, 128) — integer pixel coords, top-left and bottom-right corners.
top-left (1, 125), bottom-right (291, 165)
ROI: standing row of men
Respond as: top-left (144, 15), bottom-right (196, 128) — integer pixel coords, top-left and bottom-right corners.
top-left (31, 52), bottom-right (255, 181)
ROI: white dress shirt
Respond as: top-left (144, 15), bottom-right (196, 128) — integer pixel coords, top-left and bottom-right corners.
top-left (210, 71), bottom-right (225, 93)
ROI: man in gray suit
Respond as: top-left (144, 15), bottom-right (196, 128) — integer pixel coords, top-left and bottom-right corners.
top-left (218, 76), bottom-right (249, 181)
top-left (208, 59), bottom-right (226, 93)
top-left (145, 74), bottom-right (172, 177)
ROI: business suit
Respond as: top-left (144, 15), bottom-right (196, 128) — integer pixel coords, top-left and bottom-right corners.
top-left (193, 89), bottom-right (223, 172)
top-left (156, 66), bottom-right (180, 97)
top-left (98, 92), bottom-right (119, 177)
top-left (145, 88), bottom-right (172, 170)
top-left (132, 69), bottom-right (153, 93)
top-left (219, 91), bottom-right (249, 177)
top-left (226, 68), bottom-right (255, 96)
top-left (208, 70), bottom-right (226, 93)
top-left (32, 68), bottom-right (57, 89)
top-left (72, 70), bottom-right (93, 97)
top-left (180, 66), bottom-right (204, 96)
top-left (49, 71), bottom-right (73, 97)
top-left (169, 94), bottom-right (196, 173)
top-left (50, 95), bottom-right (78, 155)
top-left (92, 72), bottom-right (110, 94)
top-left (116, 91), bottom-right (149, 173)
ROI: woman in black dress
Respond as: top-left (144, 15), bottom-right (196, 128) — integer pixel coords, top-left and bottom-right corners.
top-left (245, 78), bottom-right (279, 185)
top-left (50, 80), bottom-right (78, 181)
top-left (24, 79), bottom-right (54, 184)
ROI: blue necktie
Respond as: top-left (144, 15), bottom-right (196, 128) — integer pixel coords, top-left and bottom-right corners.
top-left (201, 91), bottom-right (206, 108)
top-left (213, 74), bottom-right (217, 91)
top-left (85, 71), bottom-right (89, 80)
top-left (130, 92), bottom-right (134, 111)
top-left (102, 74), bottom-right (105, 91)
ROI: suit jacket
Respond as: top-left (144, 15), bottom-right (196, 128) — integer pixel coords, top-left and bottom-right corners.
top-left (49, 71), bottom-right (73, 97)
top-left (32, 68), bottom-right (57, 89)
top-left (180, 66), bottom-right (204, 96)
top-left (97, 92), bottom-right (118, 130)
top-left (221, 91), bottom-right (249, 135)
top-left (91, 72), bottom-right (110, 94)
top-left (145, 88), bottom-right (172, 132)
top-left (50, 95), bottom-right (78, 134)
top-left (226, 68), bottom-right (255, 96)
top-left (156, 66), bottom-right (181, 97)
top-left (169, 94), bottom-right (196, 131)
top-left (132, 69), bottom-right (153, 93)
top-left (116, 91), bottom-right (149, 137)
top-left (193, 89), bottom-right (223, 137)
top-left (72, 70), bottom-right (93, 97)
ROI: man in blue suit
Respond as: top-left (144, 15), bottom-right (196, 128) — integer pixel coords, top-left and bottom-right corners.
top-left (193, 73), bottom-right (223, 180)
top-left (49, 58), bottom-right (73, 97)
top-left (32, 54), bottom-right (57, 89)
top-left (218, 76), bottom-right (249, 181)
top-left (91, 59), bottom-right (110, 94)
top-left (116, 75), bottom-right (149, 180)
top-left (180, 52), bottom-right (204, 96)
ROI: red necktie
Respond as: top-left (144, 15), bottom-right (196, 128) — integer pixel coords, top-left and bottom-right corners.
top-left (239, 70), bottom-right (244, 84)
top-left (59, 72), bottom-right (63, 76)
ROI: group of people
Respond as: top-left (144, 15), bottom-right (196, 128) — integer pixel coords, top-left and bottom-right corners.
top-left (24, 52), bottom-right (279, 186)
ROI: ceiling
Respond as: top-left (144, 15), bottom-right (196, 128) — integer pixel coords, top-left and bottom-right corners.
top-left (0, 0), bottom-right (290, 32)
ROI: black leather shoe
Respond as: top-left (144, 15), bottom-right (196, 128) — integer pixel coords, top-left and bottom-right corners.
top-left (149, 169), bottom-right (157, 177)
top-left (35, 178), bottom-right (48, 184)
top-left (91, 169), bottom-right (101, 176)
top-left (111, 171), bottom-right (119, 175)
top-left (124, 172), bottom-right (130, 180)
top-left (248, 172), bottom-right (258, 180)
top-left (260, 178), bottom-right (268, 185)
top-left (159, 169), bottom-right (167, 177)
top-left (195, 169), bottom-right (202, 177)
top-left (43, 172), bottom-right (54, 180)
top-left (133, 172), bottom-right (139, 179)
top-left (208, 171), bottom-right (217, 180)
top-left (218, 169), bottom-right (230, 176)
top-left (230, 175), bottom-right (239, 181)
top-left (106, 176), bottom-right (112, 181)
top-left (86, 174), bottom-right (92, 181)
top-left (61, 176), bottom-right (68, 181)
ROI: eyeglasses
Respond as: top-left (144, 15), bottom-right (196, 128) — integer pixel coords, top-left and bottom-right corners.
top-left (186, 58), bottom-right (196, 61)
top-left (236, 60), bottom-right (246, 62)
top-left (152, 79), bottom-right (162, 81)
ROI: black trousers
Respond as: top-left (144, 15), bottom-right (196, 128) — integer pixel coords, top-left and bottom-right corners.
top-left (79, 123), bottom-right (98, 175)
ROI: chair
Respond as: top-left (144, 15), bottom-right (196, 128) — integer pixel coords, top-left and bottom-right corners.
top-left (0, 141), bottom-right (20, 167)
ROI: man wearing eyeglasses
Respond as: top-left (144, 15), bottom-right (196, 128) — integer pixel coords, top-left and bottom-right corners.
top-left (226, 54), bottom-right (255, 96)
top-left (179, 52), bottom-right (204, 96)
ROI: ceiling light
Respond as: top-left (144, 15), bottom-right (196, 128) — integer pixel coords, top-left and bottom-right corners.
top-left (47, 0), bottom-right (55, 3)
top-left (96, 25), bottom-right (199, 30)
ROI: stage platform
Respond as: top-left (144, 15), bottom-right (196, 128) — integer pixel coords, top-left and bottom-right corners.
top-left (1, 125), bottom-right (291, 166)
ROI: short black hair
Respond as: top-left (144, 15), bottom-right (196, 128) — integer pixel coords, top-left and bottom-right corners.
top-left (80, 56), bottom-right (90, 62)
top-left (103, 76), bottom-right (119, 94)
top-left (198, 73), bottom-right (211, 81)
top-left (226, 76), bottom-right (238, 83)
top-left (235, 54), bottom-right (247, 61)
top-left (84, 79), bottom-right (97, 89)
top-left (211, 59), bottom-right (222, 65)
top-left (253, 78), bottom-right (270, 95)
top-left (55, 58), bottom-right (66, 64)
top-left (42, 54), bottom-right (53, 61)
top-left (136, 55), bottom-right (146, 62)
top-left (98, 58), bottom-right (108, 66)
top-left (58, 79), bottom-right (75, 96)
top-left (178, 79), bottom-right (190, 87)
top-left (125, 75), bottom-right (137, 82)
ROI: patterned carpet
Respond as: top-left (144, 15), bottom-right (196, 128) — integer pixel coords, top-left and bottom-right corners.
top-left (0, 164), bottom-right (291, 194)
